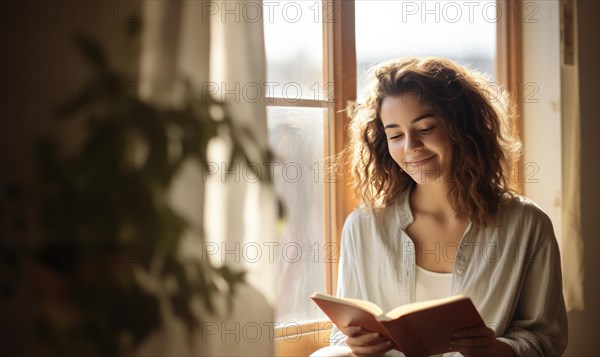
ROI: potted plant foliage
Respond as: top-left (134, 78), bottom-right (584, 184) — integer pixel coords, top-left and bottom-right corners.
top-left (1, 24), bottom-right (272, 355)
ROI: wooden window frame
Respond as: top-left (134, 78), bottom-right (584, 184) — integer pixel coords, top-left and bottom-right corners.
top-left (496, 0), bottom-right (525, 194)
top-left (324, 0), bottom-right (356, 299)
top-left (272, 1), bottom-right (355, 355)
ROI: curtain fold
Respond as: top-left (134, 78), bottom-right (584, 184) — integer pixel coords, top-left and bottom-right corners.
top-left (138, 1), bottom-right (275, 355)
top-left (207, 0), bottom-right (275, 302)
top-left (560, 0), bottom-right (584, 312)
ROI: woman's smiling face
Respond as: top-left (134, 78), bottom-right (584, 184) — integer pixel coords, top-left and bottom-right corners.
top-left (380, 94), bottom-right (454, 185)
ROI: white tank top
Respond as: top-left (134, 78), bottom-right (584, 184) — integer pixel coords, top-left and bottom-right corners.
top-left (415, 265), bottom-right (453, 302)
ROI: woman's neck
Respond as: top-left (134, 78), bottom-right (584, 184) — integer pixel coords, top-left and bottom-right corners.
top-left (410, 181), bottom-right (459, 220)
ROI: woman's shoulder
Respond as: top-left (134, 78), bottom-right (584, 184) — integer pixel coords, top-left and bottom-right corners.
top-left (344, 190), bottom-right (410, 231)
top-left (497, 194), bottom-right (555, 233)
top-left (344, 204), bottom-right (399, 226)
top-left (501, 194), bottom-right (549, 217)
top-left (341, 205), bottom-right (404, 256)
top-left (342, 204), bottom-right (401, 238)
top-left (342, 206), bottom-right (376, 232)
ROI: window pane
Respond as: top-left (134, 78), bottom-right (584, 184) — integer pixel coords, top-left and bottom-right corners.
top-left (263, 0), bottom-right (324, 100)
top-left (267, 106), bottom-right (327, 324)
top-left (356, 0), bottom-right (496, 97)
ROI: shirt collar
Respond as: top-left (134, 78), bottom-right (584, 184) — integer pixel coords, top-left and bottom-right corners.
top-left (397, 186), bottom-right (414, 230)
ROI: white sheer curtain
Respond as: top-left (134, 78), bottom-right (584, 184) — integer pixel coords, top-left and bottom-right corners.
top-left (137, 1), bottom-right (275, 355)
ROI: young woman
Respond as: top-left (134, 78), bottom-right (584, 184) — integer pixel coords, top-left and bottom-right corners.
top-left (330, 58), bottom-right (567, 356)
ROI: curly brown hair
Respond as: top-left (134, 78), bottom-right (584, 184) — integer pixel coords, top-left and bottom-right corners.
top-left (347, 57), bottom-right (522, 226)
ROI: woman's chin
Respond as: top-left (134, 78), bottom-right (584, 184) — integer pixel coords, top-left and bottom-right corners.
top-left (408, 168), bottom-right (449, 184)
top-left (411, 175), bottom-right (443, 185)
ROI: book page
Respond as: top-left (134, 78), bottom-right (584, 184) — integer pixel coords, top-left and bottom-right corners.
top-left (311, 293), bottom-right (384, 317)
top-left (379, 294), bottom-right (467, 320)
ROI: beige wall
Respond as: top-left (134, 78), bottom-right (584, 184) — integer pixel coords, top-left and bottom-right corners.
top-left (520, 1), bottom-right (599, 354)
top-left (522, 0), bottom-right (562, 234)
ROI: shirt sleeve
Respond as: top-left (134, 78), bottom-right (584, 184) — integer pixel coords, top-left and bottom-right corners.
top-left (330, 212), bottom-right (364, 347)
top-left (497, 217), bottom-right (568, 356)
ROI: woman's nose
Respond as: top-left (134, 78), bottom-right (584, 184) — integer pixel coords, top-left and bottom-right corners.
top-left (404, 133), bottom-right (423, 152)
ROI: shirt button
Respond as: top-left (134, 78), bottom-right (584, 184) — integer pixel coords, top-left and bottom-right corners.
top-left (456, 267), bottom-right (465, 275)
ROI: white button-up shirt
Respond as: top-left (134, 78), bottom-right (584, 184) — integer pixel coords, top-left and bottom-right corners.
top-left (331, 190), bottom-right (567, 356)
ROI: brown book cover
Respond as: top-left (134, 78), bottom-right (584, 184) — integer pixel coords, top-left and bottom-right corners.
top-left (311, 293), bottom-right (486, 357)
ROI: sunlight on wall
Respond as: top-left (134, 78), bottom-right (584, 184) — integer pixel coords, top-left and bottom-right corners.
top-left (522, 0), bottom-right (562, 242)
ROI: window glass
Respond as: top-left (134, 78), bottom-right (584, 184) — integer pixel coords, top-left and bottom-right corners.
top-left (267, 106), bottom-right (328, 324)
top-left (356, 0), bottom-right (497, 98)
top-left (263, 0), bottom-right (324, 100)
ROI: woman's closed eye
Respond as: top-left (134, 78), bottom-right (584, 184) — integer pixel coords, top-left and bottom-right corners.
top-left (388, 126), bottom-right (435, 140)
top-left (418, 126), bottom-right (435, 134)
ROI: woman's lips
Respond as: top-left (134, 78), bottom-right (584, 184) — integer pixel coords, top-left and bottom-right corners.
top-left (405, 155), bottom-right (435, 167)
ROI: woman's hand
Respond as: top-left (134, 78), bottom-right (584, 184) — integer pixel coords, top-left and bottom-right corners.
top-left (450, 326), bottom-right (516, 357)
top-left (339, 326), bottom-right (394, 357)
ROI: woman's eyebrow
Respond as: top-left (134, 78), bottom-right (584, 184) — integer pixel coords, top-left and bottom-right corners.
top-left (383, 113), bottom-right (435, 129)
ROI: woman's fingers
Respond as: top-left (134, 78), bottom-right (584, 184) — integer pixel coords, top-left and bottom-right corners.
top-left (339, 326), bottom-right (363, 337)
top-left (346, 332), bottom-right (384, 347)
top-left (339, 327), bottom-right (394, 357)
top-left (349, 340), bottom-right (393, 355)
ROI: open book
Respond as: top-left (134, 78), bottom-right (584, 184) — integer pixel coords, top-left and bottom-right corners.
top-left (311, 293), bottom-right (486, 357)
